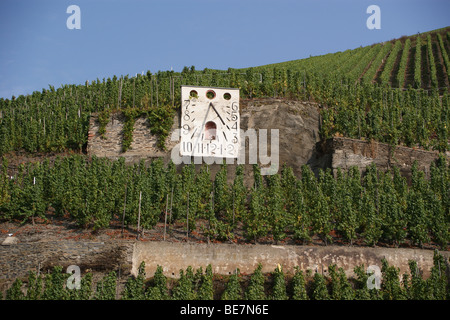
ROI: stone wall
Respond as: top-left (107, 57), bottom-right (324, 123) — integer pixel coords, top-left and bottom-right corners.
top-left (133, 241), bottom-right (449, 279)
top-left (2, 239), bottom-right (448, 287)
top-left (86, 99), bottom-right (447, 183)
top-left (87, 112), bottom-right (176, 163)
top-left (0, 240), bottom-right (134, 292)
top-left (86, 98), bottom-right (321, 186)
top-left (313, 137), bottom-right (449, 180)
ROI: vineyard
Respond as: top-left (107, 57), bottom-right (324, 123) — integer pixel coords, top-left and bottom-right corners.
top-left (2, 251), bottom-right (449, 300)
top-left (0, 28), bottom-right (449, 155)
top-left (0, 154), bottom-right (448, 249)
top-left (0, 26), bottom-right (449, 251)
top-left (253, 27), bottom-right (450, 90)
top-left (1, 27), bottom-right (450, 302)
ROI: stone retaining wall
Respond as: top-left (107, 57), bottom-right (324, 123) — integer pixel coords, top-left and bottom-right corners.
top-left (0, 240), bottom-right (134, 292)
top-left (86, 99), bottom-right (321, 185)
top-left (86, 100), bottom-right (447, 183)
top-left (86, 113), bottom-right (175, 162)
top-left (1, 239), bottom-right (449, 294)
top-left (132, 242), bottom-right (449, 279)
top-left (315, 137), bottom-right (449, 180)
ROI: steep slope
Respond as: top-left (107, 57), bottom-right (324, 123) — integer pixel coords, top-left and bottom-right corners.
top-left (244, 26), bottom-right (450, 91)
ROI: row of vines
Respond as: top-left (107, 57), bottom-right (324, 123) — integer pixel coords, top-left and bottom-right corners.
top-left (0, 154), bottom-right (448, 248)
top-left (254, 29), bottom-right (450, 89)
top-left (3, 251), bottom-right (449, 300)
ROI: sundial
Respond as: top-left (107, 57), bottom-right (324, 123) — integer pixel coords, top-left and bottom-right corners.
top-left (180, 85), bottom-right (240, 158)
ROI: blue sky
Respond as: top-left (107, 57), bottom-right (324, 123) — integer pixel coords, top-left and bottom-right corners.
top-left (0, 0), bottom-right (449, 98)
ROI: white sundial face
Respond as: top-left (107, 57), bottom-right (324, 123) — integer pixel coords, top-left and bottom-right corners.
top-left (180, 86), bottom-right (240, 158)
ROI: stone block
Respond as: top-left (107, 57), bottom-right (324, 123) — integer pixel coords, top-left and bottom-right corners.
top-left (2, 236), bottom-right (19, 245)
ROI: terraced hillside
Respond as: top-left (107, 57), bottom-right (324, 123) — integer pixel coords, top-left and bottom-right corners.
top-left (0, 27), bottom-right (449, 302)
top-left (247, 27), bottom-right (450, 91)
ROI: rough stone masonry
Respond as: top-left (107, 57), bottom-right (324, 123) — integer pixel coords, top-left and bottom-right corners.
top-left (1, 238), bottom-right (449, 288)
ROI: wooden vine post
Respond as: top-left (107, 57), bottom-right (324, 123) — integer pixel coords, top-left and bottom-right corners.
top-left (186, 191), bottom-right (189, 241)
top-left (164, 193), bottom-right (169, 241)
top-left (137, 191), bottom-right (142, 240)
top-left (121, 184), bottom-right (127, 237)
